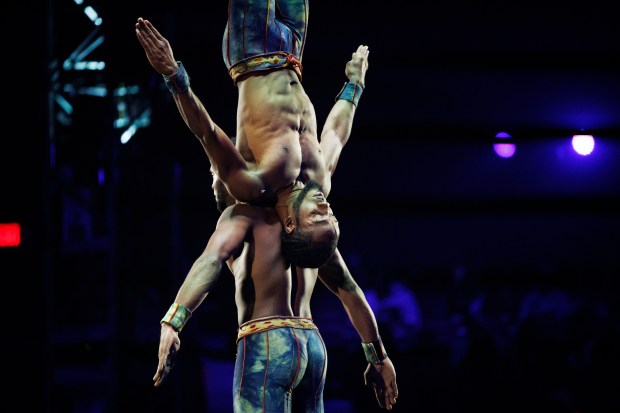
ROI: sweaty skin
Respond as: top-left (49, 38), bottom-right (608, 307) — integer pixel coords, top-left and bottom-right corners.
top-left (234, 70), bottom-right (309, 197)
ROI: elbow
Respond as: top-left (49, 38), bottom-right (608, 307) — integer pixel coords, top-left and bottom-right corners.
top-left (192, 252), bottom-right (225, 276)
top-left (338, 284), bottom-right (365, 302)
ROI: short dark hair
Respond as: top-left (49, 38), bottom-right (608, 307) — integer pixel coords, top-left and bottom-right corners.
top-left (281, 228), bottom-right (337, 268)
top-left (280, 180), bottom-right (338, 267)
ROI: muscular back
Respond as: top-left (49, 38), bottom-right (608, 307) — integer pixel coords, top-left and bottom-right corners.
top-left (236, 69), bottom-right (329, 194)
top-left (224, 204), bottom-right (293, 324)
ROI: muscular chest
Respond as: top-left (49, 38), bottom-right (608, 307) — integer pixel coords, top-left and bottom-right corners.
top-left (299, 133), bottom-right (327, 186)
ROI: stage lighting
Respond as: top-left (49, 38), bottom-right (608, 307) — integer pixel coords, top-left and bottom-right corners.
top-left (571, 134), bottom-right (595, 156)
top-left (0, 223), bottom-right (21, 247)
top-left (493, 131), bottom-right (516, 158)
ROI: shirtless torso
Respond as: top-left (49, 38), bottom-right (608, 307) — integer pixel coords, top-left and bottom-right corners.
top-left (222, 203), bottom-right (293, 324)
top-left (235, 69), bottom-right (328, 205)
top-left (135, 17), bottom-right (363, 267)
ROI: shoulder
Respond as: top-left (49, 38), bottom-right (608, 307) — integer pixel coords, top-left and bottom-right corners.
top-left (220, 203), bottom-right (278, 224)
top-left (216, 204), bottom-right (253, 227)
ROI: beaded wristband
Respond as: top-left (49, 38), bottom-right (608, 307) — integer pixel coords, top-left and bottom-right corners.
top-left (163, 61), bottom-right (190, 94)
top-left (362, 337), bottom-right (388, 365)
top-left (335, 81), bottom-right (364, 107)
top-left (161, 303), bottom-right (192, 332)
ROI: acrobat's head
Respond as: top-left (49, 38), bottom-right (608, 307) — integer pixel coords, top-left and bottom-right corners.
top-left (280, 180), bottom-right (339, 268)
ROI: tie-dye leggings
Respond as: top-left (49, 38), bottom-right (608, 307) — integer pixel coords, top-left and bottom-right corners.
top-left (233, 316), bottom-right (327, 412)
top-left (222, 0), bottom-right (309, 82)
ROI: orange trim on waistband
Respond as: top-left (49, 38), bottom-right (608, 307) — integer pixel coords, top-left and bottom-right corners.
top-left (229, 53), bottom-right (303, 83)
top-left (237, 316), bottom-right (317, 343)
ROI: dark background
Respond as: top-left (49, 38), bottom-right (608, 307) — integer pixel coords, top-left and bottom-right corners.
top-left (4, 1), bottom-right (620, 412)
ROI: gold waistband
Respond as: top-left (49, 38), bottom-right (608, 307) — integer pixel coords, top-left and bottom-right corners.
top-left (237, 316), bottom-right (317, 343)
top-left (229, 53), bottom-right (303, 83)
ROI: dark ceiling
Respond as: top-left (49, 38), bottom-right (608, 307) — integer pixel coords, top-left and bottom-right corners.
top-left (105, 1), bottom-right (620, 205)
top-left (5, 0), bottom-right (620, 235)
top-left (31, 0), bottom-right (618, 271)
top-left (100, 0), bottom-right (620, 139)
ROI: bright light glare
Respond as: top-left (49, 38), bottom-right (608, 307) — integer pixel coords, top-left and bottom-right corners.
top-left (572, 135), bottom-right (595, 156)
top-left (0, 223), bottom-right (21, 247)
top-left (84, 6), bottom-right (102, 25)
top-left (121, 125), bottom-right (138, 144)
top-left (493, 143), bottom-right (516, 158)
top-left (493, 131), bottom-right (515, 158)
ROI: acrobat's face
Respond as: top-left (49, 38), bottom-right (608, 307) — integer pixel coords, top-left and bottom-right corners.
top-left (293, 181), bottom-right (340, 243)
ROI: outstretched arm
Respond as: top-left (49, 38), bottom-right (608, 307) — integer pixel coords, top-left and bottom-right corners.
top-left (320, 45), bottom-right (369, 179)
top-left (317, 249), bottom-right (398, 410)
top-left (135, 17), bottom-right (266, 202)
top-left (153, 207), bottom-right (251, 387)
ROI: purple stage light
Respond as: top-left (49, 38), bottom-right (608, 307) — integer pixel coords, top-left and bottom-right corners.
top-left (493, 132), bottom-right (516, 158)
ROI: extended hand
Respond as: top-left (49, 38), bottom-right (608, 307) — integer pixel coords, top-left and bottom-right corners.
top-left (153, 323), bottom-right (181, 387)
top-left (345, 45), bottom-right (369, 87)
top-left (135, 17), bottom-right (179, 76)
top-left (363, 357), bottom-right (398, 410)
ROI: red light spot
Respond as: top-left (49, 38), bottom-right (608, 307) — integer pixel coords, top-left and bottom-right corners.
top-left (0, 223), bottom-right (21, 247)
